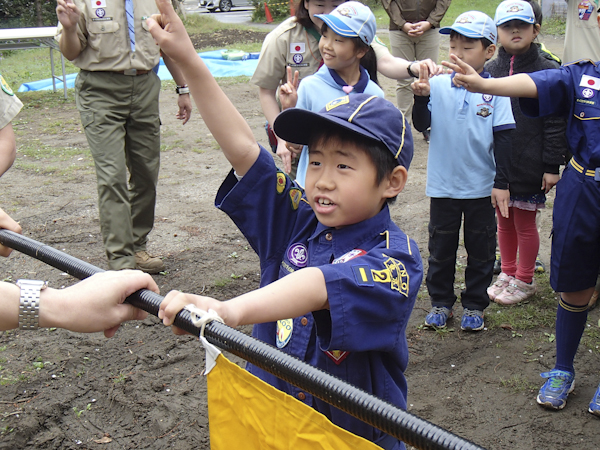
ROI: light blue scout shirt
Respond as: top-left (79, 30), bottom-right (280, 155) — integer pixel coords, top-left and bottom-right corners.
top-left (426, 72), bottom-right (515, 199)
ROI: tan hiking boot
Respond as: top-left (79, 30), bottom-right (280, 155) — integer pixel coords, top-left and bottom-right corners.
top-left (135, 251), bottom-right (165, 274)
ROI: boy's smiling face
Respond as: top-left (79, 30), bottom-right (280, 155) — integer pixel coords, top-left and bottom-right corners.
top-left (449, 34), bottom-right (496, 73)
top-left (304, 135), bottom-right (403, 228)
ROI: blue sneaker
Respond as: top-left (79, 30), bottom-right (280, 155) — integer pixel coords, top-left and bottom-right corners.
top-left (589, 383), bottom-right (600, 417)
top-left (424, 307), bottom-right (452, 328)
top-left (460, 308), bottom-right (484, 331)
top-left (536, 370), bottom-right (575, 410)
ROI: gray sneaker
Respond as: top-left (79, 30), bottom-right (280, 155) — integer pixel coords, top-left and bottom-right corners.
top-left (135, 251), bottom-right (165, 274)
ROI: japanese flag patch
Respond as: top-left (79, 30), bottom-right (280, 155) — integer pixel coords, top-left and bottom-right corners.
top-left (290, 42), bottom-right (305, 53)
top-left (580, 74), bottom-right (600, 90)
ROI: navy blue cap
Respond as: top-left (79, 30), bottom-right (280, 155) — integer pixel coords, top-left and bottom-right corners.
top-left (273, 94), bottom-right (413, 170)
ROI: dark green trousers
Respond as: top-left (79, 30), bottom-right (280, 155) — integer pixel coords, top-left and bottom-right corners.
top-left (75, 70), bottom-right (161, 270)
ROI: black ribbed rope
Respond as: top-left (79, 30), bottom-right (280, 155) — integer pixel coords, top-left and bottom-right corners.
top-left (0, 229), bottom-right (486, 450)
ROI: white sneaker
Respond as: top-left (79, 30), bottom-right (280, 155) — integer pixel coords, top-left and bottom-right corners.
top-left (487, 273), bottom-right (514, 301)
top-left (495, 278), bottom-right (536, 305)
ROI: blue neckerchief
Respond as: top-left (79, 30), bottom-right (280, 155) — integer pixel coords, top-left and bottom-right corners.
top-left (328, 66), bottom-right (369, 93)
top-left (450, 70), bottom-right (491, 88)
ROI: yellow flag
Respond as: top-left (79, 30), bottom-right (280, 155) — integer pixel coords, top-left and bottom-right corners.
top-left (207, 354), bottom-right (381, 450)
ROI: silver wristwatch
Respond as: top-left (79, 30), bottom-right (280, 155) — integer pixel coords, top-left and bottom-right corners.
top-left (16, 279), bottom-right (48, 330)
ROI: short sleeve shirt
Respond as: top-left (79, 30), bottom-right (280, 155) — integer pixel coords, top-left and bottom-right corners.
top-left (55, 0), bottom-right (161, 71)
top-left (0, 76), bottom-right (23, 130)
top-left (215, 147), bottom-right (422, 446)
top-left (426, 73), bottom-right (515, 199)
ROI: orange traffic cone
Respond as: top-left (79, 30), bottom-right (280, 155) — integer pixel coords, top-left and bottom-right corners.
top-left (289, 0), bottom-right (295, 16)
top-left (264, 2), bottom-right (273, 23)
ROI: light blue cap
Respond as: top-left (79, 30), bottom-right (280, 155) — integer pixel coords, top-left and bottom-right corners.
top-left (315, 1), bottom-right (376, 45)
top-left (495, 1), bottom-right (536, 26)
top-left (439, 11), bottom-right (497, 45)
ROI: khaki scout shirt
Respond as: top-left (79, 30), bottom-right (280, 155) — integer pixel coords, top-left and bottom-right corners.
top-left (251, 16), bottom-right (393, 90)
top-left (564, 0), bottom-right (600, 63)
top-left (55, 0), bottom-right (162, 71)
top-left (0, 76), bottom-right (23, 130)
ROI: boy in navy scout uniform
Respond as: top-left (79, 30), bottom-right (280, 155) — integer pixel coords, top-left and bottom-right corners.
top-left (55, 0), bottom-right (192, 273)
top-left (445, 5), bottom-right (600, 417)
top-left (0, 75), bottom-right (22, 177)
top-left (147, 2), bottom-right (422, 448)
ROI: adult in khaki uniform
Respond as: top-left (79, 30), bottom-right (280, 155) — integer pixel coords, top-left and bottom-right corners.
top-left (253, 0), bottom-right (435, 176)
top-left (0, 75), bottom-right (22, 177)
top-left (564, 0), bottom-right (600, 63)
top-left (382, 0), bottom-right (450, 137)
top-left (56, 0), bottom-right (192, 273)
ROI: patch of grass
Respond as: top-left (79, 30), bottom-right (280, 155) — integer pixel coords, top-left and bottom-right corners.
top-left (441, 0), bottom-right (504, 26)
top-left (542, 16), bottom-right (567, 36)
top-left (0, 48), bottom-right (79, 90)
top-left (582, 324), bottom-right (600, 354)
top-left (214, 278), bottom-right (232, 288)
top-left (500, 374), bottom-right (538, 393)
top-left (485, 274), bottom-right (558, 331)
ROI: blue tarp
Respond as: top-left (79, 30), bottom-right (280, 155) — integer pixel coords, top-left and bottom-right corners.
top-left (17, 50), bottom-right (259, 92)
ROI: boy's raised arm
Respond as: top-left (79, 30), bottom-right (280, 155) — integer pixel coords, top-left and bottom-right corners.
top-left (443, 55), bottom-right (539, 99)
top-left (147, 0), bottom-right (259, 176)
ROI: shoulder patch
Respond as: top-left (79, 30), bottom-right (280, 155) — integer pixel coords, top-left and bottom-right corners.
top-left (0, 75), bottom-right (14, 96)
top-left (373, 35), bottom-right (386, 47)
top-left (289, 188), bottom-right (302, 210)
top-left (276, 171), bottom-right (286, 194)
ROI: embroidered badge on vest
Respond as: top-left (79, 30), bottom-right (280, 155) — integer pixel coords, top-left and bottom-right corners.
top-left (332, 249), bottom-right (366, 264)
top-left (276, 171), bottom-right (286, 194)
top-left (324, 350), bottom-right (349, 365)
top-left (0, 75), bottom-right (14, 96)
top-left (287, 242), bottom-right (308, 267)
top-left (92, 0), bottom-right (107, 7)
top-left (477, 107), bottom-right (492, 118)
top-left (289, 188), bottom-right (302, 210)
top-left (276, 319), bottom-right (293, 348)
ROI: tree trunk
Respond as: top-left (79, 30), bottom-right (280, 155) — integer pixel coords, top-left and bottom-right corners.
top-left (36, 0), bottom-right (42, 27)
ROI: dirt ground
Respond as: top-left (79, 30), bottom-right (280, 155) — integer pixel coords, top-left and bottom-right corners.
top-left (0, 29), bottom-right (599, 449)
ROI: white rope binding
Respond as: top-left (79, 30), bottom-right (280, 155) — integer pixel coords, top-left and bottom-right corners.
top-left (184, 304), bottom-right (225, 375)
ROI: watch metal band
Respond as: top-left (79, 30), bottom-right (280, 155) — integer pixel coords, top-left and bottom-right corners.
top-left (16, 279), bottom-right (47, 330)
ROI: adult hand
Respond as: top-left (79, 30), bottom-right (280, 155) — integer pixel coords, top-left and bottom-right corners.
top-left (410, 21), bottom-right (432, 36)
top-left (147, 0), bottom-right (197, 63)
top-left (492, 188), bottom-right (510, 219)
top-left (411, 62), bottom-right (430, 97)
top-left (279, 66), bottom-right (300, 111)
top-left (50, 270), bottom-right (157, 337)
top-left (56, 0), bottom-right (80, 30)
top-left (542, 173), bottom-right (560, 193)
top-left (402, 23), bottom-right (417, 35)
top-left (0, 207), bottom-right (21, 257)
top-left (414, 58), bottom-right (444, 77)
top-left (176, 94), bottom-right (192, 124)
